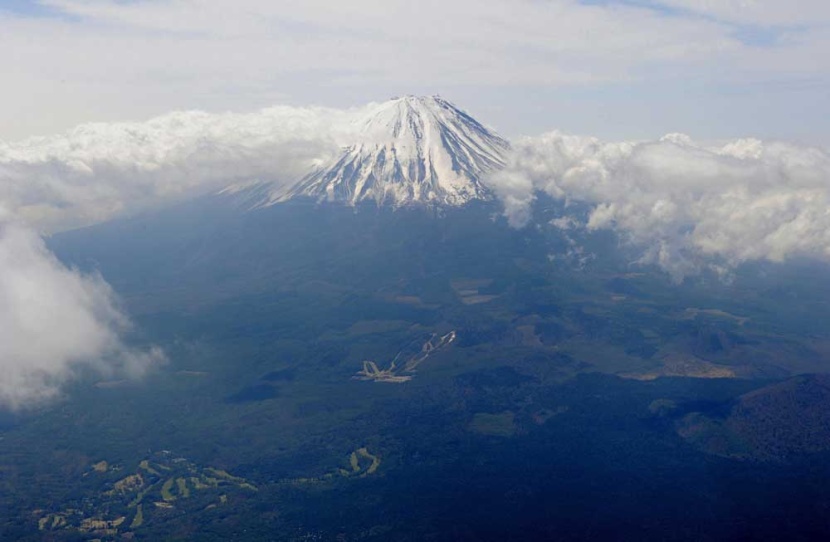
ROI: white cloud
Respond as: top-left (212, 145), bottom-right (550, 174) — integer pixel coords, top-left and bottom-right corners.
top-left (0, 105), bottom-right (352, 232)
top-left (488, 131), bottom-right (830, 279)
top-left (0, 220), bottom-right (164, 409)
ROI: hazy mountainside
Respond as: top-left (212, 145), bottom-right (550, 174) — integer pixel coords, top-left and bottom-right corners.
top-left (678, 374), bottom-right (830, 461)
top-left (4, 197), bottom-right (830, 540)
top-left (5, 99), bottom-right (830, 541)
top-left (249, 95), bottom-right (510, 207)
top-left (47, 195), bottom-right (830, 373)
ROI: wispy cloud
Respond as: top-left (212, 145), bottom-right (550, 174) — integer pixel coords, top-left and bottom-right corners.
top-left (654, 0), bottom-right (830, 26)
top-left (1, 1), bottom-right (827, 140)
top-left (0, 220), bottom-right (164, 409)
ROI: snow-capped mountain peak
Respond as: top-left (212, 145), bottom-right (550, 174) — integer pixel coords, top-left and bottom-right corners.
top-left (271, 95), bottom-right (510, 207)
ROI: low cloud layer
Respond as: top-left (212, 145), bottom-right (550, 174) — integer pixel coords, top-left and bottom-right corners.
top-left (488, 132), bottom-right (830, 278)
top-left (3, 102), bottom-right (830, 280)
top-left (0, 221), bottom-right (163, 409)
top-left (0, 105), bottom-right (353, 233)
top-left (2, 104), bottom-right (829, 407)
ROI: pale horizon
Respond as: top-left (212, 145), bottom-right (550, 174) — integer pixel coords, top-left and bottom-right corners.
top-left (2, 0), bottom-right (829, 146)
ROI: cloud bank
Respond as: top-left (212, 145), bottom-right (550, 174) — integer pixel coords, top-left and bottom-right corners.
top-left (488, 132), bottom-right (830, 278)
top-left (0, 105), bottom-right (352, 233)
top-left (0, 221), bottom-right (164, 409)
top-left (2, 100), bottom-right (829, 280)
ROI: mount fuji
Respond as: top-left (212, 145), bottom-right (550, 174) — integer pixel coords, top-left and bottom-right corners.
top-left (28, 93), bottom-right (830, 542)
top-left (244, 95), bottom-right (510, 208)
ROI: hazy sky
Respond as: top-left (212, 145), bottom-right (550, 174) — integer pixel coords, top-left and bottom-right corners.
top-left (2, 0), bottom-right (829, 144)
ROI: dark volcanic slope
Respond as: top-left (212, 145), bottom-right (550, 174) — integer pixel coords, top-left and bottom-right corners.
top-left (678, 374), bottom-right (830, 461)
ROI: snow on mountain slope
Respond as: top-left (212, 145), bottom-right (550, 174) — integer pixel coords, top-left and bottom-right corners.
top-left (263, 95), bottom-right (510, 207)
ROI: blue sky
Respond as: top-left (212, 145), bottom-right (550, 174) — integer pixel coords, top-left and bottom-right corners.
top-left (0, 0), bottom-right (47, 15)
top-left (0, 0), bottom-right (72, 18)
